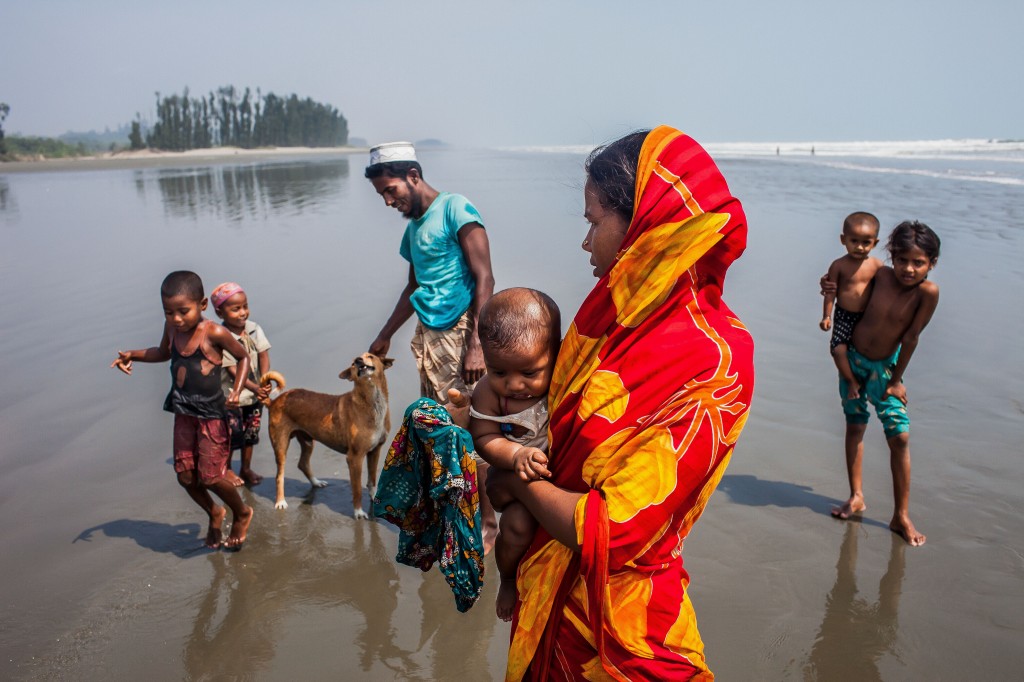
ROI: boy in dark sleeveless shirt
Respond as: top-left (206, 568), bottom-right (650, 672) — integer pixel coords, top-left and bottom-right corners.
top-left (112, 271), bottom-right (254, 549)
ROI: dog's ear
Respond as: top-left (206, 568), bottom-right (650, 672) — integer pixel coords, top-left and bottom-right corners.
top-left (339, 366), bottom-right (356, 382)
top-left (382, 357), bottom-right (395, 369)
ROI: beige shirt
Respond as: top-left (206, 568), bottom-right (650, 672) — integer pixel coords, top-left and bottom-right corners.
top-left (220, 320), bottom-right (271, 406)
top-left (469, 399), bottom-right (549, 451)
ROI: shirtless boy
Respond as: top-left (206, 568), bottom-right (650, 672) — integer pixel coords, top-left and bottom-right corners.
top-left (112, 271), bottom-right (254, 550)
top-left (821, 212), bottom-right (883, 398)
top-left (830, 221), bottom-right (940, 547)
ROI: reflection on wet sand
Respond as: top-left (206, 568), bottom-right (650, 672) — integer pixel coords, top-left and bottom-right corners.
top-left (134, 159), bottom-right (350, 221)
top-left (182, 512), bottom-right (413, 679)
top-left (416, 559), bottom-right (499, 680)
top-left (0, 177), bottom-right (14, 214)
top-left (803, 523), bottom-right (906, 680)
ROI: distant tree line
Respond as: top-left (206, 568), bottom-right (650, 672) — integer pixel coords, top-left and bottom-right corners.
top-left (0, 102), bottom-right (93, 160)
top-left (145, 86), bottom-right (348, 151)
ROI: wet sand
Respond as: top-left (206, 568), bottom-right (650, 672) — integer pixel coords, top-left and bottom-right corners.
top-left (1, 149), bottom-right (1022, 680)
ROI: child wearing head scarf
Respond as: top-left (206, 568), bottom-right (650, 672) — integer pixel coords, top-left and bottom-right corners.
top-left (210, 282), bottom-right (272, 487)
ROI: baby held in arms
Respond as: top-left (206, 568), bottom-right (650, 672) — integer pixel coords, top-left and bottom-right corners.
top-left (468, 288), bottom-right (560, 621)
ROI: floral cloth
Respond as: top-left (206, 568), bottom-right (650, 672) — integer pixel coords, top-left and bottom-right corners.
top-left (373, 398), bottom-right (485, 613)
top-left (507, 126), bottom-right (756, 681)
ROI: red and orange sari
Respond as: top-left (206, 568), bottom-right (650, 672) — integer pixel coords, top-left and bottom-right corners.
top-left (508, 126), bottom-right (755, 681)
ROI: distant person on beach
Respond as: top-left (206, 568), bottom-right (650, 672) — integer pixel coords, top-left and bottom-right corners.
top-left (211, 281), bottom-right (272, 487)
top-left (820, 212), bottom-right (883, 399)
top-left (468, 288), bottom-right (560, 621)
top-left (111, 271), bottom-right (254, 550)
top-left (364, 141), bottom-right (498, 551)
top-left (826, 221), bottom-right (941, 546)
top-left (482, 127), bottom-right (754, 679)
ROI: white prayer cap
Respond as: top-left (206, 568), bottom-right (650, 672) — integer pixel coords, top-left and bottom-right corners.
top-left (369, 141), bottom-right (417, 166)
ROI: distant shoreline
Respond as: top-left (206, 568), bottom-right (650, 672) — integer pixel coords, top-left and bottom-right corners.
top-left (0, 145), bottom-right (368, 174)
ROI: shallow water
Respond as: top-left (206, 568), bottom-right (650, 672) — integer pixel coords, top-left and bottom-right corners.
top-left (1, 147), bottom-right (1022, 680)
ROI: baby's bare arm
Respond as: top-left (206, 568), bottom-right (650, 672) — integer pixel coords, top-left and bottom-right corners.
top-left (821, 259), bottom-right (842, 327)
top-left (469, 384), bottom-right (522, 470)
top-left (512, 447), bottom-right (550, 481)
top-left (472, 429), bottom-right (524, 471)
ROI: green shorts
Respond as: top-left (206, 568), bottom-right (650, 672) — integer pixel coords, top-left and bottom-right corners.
top-left (840, 345), bottom-right (909, 439)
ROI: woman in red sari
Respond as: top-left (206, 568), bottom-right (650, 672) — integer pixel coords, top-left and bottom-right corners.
top-left (485, 126), bottom-right (755, 681)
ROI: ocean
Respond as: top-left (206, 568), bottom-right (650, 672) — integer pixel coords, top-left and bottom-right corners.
top-left (1, 139), bottom-right (1022, 679)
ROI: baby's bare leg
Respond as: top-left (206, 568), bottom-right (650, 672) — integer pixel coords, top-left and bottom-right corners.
top-left (832, 422), bottom-right (867, 519)
top-left (833, 344), bottom-right (861, 399)
top-left (495, 501), bottom-right (537, 621)
top-left (887, 432), bottom-right (925, 546)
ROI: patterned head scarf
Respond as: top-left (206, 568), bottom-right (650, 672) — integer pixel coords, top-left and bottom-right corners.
top-left (210, 282), bottom-right (245, 310)
top-left (507, 126), bottom-right (755, 680)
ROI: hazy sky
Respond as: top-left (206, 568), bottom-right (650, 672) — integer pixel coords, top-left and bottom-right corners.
top-left (2, 0), bottom-right (1021, 146)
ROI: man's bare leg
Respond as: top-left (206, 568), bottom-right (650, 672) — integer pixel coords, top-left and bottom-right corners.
top-left (476, 462), bottom-right (499, 555)
top-left (887, 432), bottom-right (925, 546)
top-left (832, 422), bottom-right (868, 519)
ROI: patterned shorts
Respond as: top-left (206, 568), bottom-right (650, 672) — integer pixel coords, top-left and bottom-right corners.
top-left (830, 305), bottom-right (863, 353)
top-left (410, 309), bottom-right (478, 402)
top-left (227, 403), bottom-right (263, 451)
top-left (840, 345), bottom-right (909, 439)
top-left (173, 414), bottom-right (230, 484)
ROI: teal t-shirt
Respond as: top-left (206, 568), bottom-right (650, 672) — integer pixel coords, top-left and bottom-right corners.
top-left (400, 192), bottom-right (484, 330)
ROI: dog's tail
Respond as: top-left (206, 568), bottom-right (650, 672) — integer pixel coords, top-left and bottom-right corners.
top-left (259, 371), bottom-right (286, 406)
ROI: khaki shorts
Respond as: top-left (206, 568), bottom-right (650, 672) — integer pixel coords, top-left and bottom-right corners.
top-left (410, 309), bottom-right (477, 403)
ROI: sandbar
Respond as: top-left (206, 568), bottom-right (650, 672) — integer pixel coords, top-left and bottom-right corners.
top-left (0, 145), bottom-right (368, 173)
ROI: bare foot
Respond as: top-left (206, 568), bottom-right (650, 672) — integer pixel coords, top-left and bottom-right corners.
top-left (206, 505), bottom-right (226, 548)
top-left (831, 493), bottom-right (866, 520)
top-left (223, 505), bottom-right (253, 550)
top-left (890, 515), bottom-right (926, 546)
top-left (846, 380), bottom-right (861, 400)
top-left (496, 578), bottom-right (517, 622)
top-left (224, 469), bottom-right (244, 487)
top-left (240, 468), bottom-right (263, 486)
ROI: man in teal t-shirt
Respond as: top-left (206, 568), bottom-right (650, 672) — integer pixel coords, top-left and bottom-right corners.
top-left (365, 141), bottom-right (497, 550)
top-left (365, 141), bottom-right (494, 400)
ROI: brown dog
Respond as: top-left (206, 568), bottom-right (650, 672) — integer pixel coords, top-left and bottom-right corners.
top-left (262, 353), bottom-right (393, 519)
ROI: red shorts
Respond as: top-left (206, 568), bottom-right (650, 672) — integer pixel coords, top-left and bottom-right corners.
top-left (173, 414), bottom-right (230, 485)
